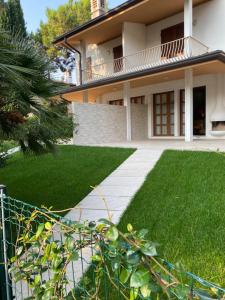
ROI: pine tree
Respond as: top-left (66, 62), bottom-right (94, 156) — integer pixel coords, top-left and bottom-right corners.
top-left (0, 0), bottom-right (26, 36)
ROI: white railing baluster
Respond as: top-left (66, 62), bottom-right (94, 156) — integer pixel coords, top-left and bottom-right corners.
top-left (78, 37), bottom-right (209, 84)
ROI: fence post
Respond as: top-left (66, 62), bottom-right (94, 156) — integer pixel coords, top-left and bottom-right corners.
top-left (0, 185), bottom-right (12, 300)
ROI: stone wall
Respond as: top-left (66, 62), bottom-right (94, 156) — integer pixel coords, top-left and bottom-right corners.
top-left (131, 104), bottom-right (148, 140)
top-left (72, 103), bottom-right (148, 144)
top-left (73, 103), bottom-right (127, 145)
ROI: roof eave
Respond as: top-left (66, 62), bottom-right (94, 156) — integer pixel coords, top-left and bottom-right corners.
top-left (57, 51), bottom-right (225, 95)
top-left (53, 0), bottom-right (144, 45)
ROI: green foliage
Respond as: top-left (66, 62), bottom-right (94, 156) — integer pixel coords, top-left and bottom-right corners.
top-left (0, 0), bottom-right (26, 36)
top-left (9, 210), bottom-right (223, 300)
top-left (0, 30), bottom-right (74, 155)
top-left (39, 0), bottom-right (91, 57)
top-left (0, 140), bottom-right (17, 152)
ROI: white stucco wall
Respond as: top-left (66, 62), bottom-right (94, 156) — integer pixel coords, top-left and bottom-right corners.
top-left (86, 37), bottom-right (122, 77)
top-left (78, 0), bottom-right (225, 81)
top-left (146, 0), bottom-right (225, 52)
top-left (122, 22), bottom-right (147, 56)
top-left (84, 0), bottom-right (225, 69)
top-left (193, 0), bottom-right (225, 51)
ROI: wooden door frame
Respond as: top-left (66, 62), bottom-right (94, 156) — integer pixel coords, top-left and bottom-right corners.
top-left (153, 91), bottom-right (174, 136)
top-left (113, 45), bottom-right (123, 73)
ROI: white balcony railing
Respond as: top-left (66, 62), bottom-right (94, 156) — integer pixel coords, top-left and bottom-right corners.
top-left (50, 73), bottom-right (74, 85)
top-left (82, 37), bottom-right (209, 84)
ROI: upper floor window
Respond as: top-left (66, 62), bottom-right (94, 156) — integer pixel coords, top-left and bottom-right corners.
top-left (113, 45), bottom-right (123, 73)
top-left (100, 0), bottom-right (105, 8)
top-left (161, 23), bottom-right (184, 59)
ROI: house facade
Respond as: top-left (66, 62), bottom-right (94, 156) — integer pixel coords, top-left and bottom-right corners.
top-left (54, 0), bottom-right (225, 144)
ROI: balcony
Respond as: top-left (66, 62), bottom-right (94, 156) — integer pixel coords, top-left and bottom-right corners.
top-left (51, 37), bottom-right (209, 86)
top-left (51, 72), bottom-right (75, 85)
top-left (82, 36), bottom-right (209, 84)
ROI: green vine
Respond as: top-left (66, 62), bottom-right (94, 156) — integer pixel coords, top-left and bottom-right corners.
top-left (9, 209), bottom-right (223, 300)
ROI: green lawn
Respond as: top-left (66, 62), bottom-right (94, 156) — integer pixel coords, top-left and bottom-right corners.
top-left (0, 145), bottom-right (134, 211)
top-left (119, 150), bottom-right (225, 286)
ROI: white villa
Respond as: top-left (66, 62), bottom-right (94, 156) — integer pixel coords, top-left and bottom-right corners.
top-left (53, 0), bottom-right (225, 144)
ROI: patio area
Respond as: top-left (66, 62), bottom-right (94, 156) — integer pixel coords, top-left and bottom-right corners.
top-left (88, 138), bottom-right (225, 152)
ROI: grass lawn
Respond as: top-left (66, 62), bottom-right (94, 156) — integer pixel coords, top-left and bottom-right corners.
top-left (0, 145), bottom-right (134, 211)
top-left (119, 150), bottom-right (225, 286)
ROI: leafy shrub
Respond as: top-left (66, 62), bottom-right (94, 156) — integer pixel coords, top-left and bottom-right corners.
top-left (9, 210), bottom-right (224, 300)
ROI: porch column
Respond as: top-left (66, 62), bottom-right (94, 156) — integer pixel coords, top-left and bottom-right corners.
top-left (82, 90), bottom-right (88, 103)
top-left (71, 102), bottom-right (76, 144)
top-left (184, 0), bottom-right (193, 37)
top-left (123, 82), bottom-right (131, 141)
top-left (174, 89), bottom-right (180, 137)
top-left (184, 0), bottom-right (193, 56)
top-left (147, 94), bottom-right (153, 138)
top-left (80, 40), bottom-right (87, 83)
top-left (185, 69), bottom-right (193, 142)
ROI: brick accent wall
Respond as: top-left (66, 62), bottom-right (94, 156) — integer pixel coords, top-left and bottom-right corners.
top-left (131, 104), bottom-right (148, 140)
top-left (73, 103), bottom-right (127, 144)
top-left (72, 103), bottom-right (148, 145)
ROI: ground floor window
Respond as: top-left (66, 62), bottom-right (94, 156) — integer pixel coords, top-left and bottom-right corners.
top-left (131, 96), bottom-right (145, 104)
top-left (109, 96), bottom-right (145, 106)
top-left (153, 91), bottom-right (174, 136)
top-left (109, 99), bottom-right (123, 106)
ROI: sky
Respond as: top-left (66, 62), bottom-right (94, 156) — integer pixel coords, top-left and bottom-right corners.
top-left (21, 0), bottom-right (124, 33)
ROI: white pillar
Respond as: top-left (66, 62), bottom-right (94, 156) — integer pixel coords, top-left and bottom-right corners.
top-left (174, 89), bottom-right (180, 137)
top-left (80, 40), bottom-right (87, 69)
top-left (80, 40), bottom-right (87, 83)
top-left (123, 82), bottom-right (131, 141)
top-left (184, 0), bottom-right (193, 56)
top-left (147, 94), bottom-right (153, 138)
top-left (185, 69), bottom-right (193, 142)
top-left (82, 90), bottom-right (88, 103)
top-left (184, 0), bottom-right (193, 37)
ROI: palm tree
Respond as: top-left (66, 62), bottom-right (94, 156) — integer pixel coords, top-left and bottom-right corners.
top-left (0, 30), bottom-right (73, 153)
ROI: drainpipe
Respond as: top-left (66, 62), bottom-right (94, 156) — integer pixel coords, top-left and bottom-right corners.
top-left (64, 37), bottom-right (82, 85)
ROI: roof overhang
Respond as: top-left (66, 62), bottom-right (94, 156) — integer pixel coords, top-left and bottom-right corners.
top-left (59, 51), bottom-right (225, 102)
top-left (54, 0), bottom-right (209, 46)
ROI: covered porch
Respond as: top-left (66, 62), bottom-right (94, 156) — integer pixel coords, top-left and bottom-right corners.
top-left (63, 57), bottom-right (225, 144)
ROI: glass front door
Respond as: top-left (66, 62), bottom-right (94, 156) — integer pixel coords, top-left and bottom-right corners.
top-left (180, 86), bottom-right (206, 136)
top-left (153, 91), bottom-right (174, 136)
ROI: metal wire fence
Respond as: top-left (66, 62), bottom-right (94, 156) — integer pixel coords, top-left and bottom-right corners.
top-left (0, 184), bottom-right (225, 300)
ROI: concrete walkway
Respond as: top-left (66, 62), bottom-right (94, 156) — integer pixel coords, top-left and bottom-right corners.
top-left (65, 138), bottom-right (225, 223)
top-left (65, 148), bottom-right (163, 224)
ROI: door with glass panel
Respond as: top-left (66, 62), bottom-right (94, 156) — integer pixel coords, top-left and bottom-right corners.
top-left (153, 91), bottom-right (174, 136)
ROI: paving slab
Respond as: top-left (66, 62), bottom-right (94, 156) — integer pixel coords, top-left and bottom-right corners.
top-left (76, 195), bottom-right (131, 211)
top-left (59, 148), bottom-right (163, 286)
top-left (65, 148), bottom-right (163, 224)
top-left (101, 176), bottom-right (145, 186)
